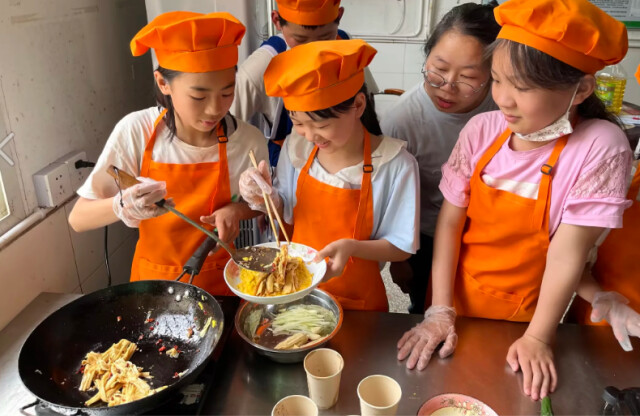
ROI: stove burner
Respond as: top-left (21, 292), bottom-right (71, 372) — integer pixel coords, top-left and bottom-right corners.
top-left (24, 296), bottom-right (239, 416)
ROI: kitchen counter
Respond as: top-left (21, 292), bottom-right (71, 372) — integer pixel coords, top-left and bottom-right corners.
top-left (1, 292), bottom-right (81, 415)
top-left (3, 293), bottom-right (639, 415)
top-left (203, 310), bottom-right (640, 415)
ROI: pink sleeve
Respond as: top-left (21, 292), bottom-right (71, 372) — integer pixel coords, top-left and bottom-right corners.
top-left (563, 151), bottom-right (633, 228)
top-left (439, 130), bottom-right (474, 208)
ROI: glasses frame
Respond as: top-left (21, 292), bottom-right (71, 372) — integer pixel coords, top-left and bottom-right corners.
top-left (421, 68), bottom-right (489, 98)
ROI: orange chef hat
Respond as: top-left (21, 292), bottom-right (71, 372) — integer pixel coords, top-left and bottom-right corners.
top-left (264, 39), bottom-right (376, 111)
top-left (130, 11), bottom-right (246, 73)
top-left (276, 0), bottom-right (341, 26)
top-left (494, 0), bottom-right (628, 74)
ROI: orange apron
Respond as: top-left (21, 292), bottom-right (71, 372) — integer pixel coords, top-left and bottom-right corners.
top-left (454, 129), bottom-right (568, 322)
top-left (570, 165), bottom-right (640, 325)
top-left (291, 129), bottom-right (388, 311)
top-left (130, 110), bottom-right (233, 296)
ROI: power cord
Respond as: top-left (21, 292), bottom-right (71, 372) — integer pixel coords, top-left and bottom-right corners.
top-left (74, 159), bottom-right (112, 287)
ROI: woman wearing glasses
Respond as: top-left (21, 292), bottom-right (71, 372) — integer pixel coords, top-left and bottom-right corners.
top-left (381, 2), bottom-right (500, 314)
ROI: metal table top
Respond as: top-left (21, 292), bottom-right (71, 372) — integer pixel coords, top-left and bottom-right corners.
top-left (202, 310), bottom-right (640, 415)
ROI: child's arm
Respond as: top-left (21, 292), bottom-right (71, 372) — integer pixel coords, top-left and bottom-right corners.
top-left (314, 238), bottom-right (410, 279)
top-left (200, 201), bottom-right (263, 244)
top-left (576, 259), bottom-right (640, 352)
top-left (69, 178), bottom-right (169, 232)
top-left (69, 197), bottom-right (120, 232)
top-left (396, 200), bottom-right (467, 370)
top-left (508, 223), bottom-right (603, 401)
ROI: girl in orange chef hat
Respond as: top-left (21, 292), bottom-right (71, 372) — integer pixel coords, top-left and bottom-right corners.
top-left (396, 0), bottom-right (633, 401)
top-left (239, 39), bottom-right (420, 312)
top-left (68, 12), bottom-right (269, 295)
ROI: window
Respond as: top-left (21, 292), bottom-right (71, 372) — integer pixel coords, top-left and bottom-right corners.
top-left (0, 86), bottom-right (26, 236)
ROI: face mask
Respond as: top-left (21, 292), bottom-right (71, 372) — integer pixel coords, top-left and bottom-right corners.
top-left (514, 85), bottom-right (579, 142)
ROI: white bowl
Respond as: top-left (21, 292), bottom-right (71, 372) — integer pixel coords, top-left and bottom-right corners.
top-left (224, 242), bottom-right (327, 305)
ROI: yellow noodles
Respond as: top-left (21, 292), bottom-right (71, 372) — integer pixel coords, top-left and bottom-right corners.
top-left (238, 245), bottom-right (312, 297)
top-left (79, 339), bottom-right (166, 407)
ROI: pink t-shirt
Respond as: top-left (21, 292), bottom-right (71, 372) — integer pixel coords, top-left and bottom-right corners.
top-left (440, 111), bottom-right (633, 236)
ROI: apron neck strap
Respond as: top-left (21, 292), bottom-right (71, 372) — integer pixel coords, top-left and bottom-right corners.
top-left (354, 128), bottom-right (373, 238)
top-left (532, 135), bottom-right (569, 231)
top-left (141, 109), bottom-right (168, 177)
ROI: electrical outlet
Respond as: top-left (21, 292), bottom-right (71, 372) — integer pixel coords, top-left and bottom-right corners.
top-left (56, 150), bottom-right (89, 191)
top-left (33, 162), bottom-right (73, 207)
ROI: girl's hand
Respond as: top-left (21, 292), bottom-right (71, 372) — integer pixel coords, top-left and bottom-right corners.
top-left (239, 160), bottom-right (274, 212)
top-left (591, 291), bottom-right (640, 351)
top-left (314, 239), bottom-right (356, 280)
top-left (506, 333), bottom-right (557, 401)
top-left (397, 305), bottom-right (457, 370)
top-left (112, 177), bottom-right (170, 228)
top-left (200, 203), bottom-right (241, 244)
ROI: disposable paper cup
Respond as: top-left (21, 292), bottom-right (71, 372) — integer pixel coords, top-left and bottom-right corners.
top-left (304, 348), bottom-right (344, 409)
top-left (357, 375), bottom-right (402, 416)
top-left (271, 395), bottom-right (318, 416)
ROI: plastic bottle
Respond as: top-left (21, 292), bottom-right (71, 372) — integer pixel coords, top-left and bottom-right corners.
top-left (595, 64), bottom-right (627, 115)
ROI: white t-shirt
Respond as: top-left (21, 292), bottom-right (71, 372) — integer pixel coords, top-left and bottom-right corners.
top-left (380, 82), bottom-right (497, 236)
top-left (231, 33), bottom-right (379, 138)
top-left (273, 131), bottom-right (420, 256)
top-left (77, 107), bottom-right (269, 200)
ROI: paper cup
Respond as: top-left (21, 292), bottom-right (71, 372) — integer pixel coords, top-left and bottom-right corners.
top-left (357, 375), bottom-right (402, 416)
top-left (272, 395), bottom-right (318, 416)
top-left (304, 348), bottom-right (344, 409)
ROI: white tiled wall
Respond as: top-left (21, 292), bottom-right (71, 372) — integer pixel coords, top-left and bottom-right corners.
top-left (369, 42), bottom-right (426, 93)
top-left (0, 0), bottom-right (151, 330)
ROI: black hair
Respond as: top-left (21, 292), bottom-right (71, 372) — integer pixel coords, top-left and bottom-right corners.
top-left (288, 83), bottom-right (382, 135)
top-left (277, 14), bottom-right (341, 30)
top-left (423, 1), bottom-right (500, 58)
top-left (154, 66), bottom-right (182, 138)
top-left (153, 66), bottom-right (238, 139)
top-left (488, 39), bottom-right (620, 125)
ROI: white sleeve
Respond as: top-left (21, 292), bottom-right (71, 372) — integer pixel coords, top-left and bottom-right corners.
top-left (273, 138), bottom-right (298, 225)
top-left (373, 150), bottom-right (420, 254)
top-left (76, 112), bottom-right (148, 200)
top-left (230, 51), bottom-right (270, 122)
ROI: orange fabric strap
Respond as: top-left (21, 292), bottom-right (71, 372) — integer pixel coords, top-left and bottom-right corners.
top-left (532, 135), bottom-right (568, 231)
top-left (353, 128), bottom-right (373, 239)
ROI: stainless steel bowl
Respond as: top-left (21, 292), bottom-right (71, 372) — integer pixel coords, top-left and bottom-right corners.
top-left (234, 288), bottom-right (343, 363)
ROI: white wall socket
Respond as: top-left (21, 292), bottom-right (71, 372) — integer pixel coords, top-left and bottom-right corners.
top-left (56, 150), bottom-right (89, 191)
top-left (33, 162), bottom-right (73, 207)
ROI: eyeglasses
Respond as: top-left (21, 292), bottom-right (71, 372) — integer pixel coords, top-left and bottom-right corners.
top-left (421, 68), bottom-right (488, 98)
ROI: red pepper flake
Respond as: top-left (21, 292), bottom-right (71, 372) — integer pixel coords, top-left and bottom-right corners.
top-left (158, 346), bottom-right (166, 352)
top-left (173, 345), bottom-right (180, 352)
top-left (172, 372), bottom-right (180, 379)
top-left (76, 365), bottom-right (85, 374)
top-left (116, 316), bottom-right (122, 322)
top-left (149, 326), bottom-right (154, 331)
top-left (145, 318), bottom-right (155, 323)
top-left (138, 334), bottom-right (144, 341)
top-left (155, 339), bottom-right (163, 345)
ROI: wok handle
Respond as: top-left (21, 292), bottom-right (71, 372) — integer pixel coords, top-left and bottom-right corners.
top-left (184, 237), bottom-right (219, 277)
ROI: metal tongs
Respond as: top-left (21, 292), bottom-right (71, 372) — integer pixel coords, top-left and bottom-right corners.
top-left (106, 165), bottom-right (279, 272)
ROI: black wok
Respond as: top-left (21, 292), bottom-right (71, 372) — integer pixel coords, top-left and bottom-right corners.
top-left (18, 280), bottom-right (224, 415)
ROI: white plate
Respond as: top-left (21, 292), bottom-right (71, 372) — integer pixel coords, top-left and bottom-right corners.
top-left (224, 242), bottom-right (327, 305)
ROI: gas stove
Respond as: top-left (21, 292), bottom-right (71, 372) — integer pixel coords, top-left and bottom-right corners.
top-left (31, 296), bottom-right (240, 416)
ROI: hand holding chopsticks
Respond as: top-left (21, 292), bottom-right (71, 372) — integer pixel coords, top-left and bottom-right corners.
top-left (248, 150), bottom-right (290, 245)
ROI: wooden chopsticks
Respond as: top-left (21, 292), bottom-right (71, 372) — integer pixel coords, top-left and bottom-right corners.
top-left (248, 150), bottom-right (290, 245)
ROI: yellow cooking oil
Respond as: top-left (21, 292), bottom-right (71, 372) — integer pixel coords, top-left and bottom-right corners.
top-left (595, 64), bottom-right (627, 115)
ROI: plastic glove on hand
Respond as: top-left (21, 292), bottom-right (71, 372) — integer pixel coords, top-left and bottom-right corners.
top-left (239, 160), bottom-right (276, 212)
top-left (112, 177), bottom-right (168, 227)
top-left (397, 305), bottom-right (458, 370)
top-left (591, 291), bottom-right (640, 351)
